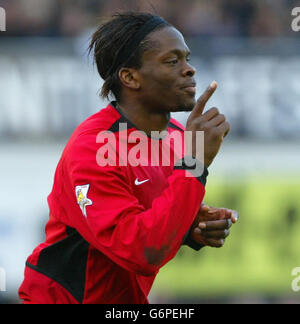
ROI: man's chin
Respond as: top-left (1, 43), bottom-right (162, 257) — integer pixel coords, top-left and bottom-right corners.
top-left (174, 99), bottom-right (196, 112)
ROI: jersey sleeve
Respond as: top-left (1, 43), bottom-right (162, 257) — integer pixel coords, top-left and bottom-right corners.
top-left (57, 133), bottom-right (208, 277)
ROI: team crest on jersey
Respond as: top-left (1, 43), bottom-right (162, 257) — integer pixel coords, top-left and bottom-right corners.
top-left (75, 184), bottom-right (92, 217)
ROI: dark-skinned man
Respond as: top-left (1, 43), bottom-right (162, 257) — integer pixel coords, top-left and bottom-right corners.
top-left (19, 12), bottom-right (237, 304)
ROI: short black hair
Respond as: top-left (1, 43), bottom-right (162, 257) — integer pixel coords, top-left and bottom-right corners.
top-left (89, 12), bottom-right (171, 101)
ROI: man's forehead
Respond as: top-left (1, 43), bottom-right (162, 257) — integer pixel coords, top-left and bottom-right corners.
top-left (148, 26), bottom-right (190, 55)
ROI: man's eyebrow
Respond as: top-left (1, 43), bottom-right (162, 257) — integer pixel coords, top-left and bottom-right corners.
top-left (161, 49), bottom-right (191, 57)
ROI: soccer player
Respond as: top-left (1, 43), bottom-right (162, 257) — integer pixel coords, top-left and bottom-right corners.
top-left (19, 12), bottom-right (236, 304)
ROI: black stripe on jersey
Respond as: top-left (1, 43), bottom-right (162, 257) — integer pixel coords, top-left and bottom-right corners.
top-left (168, 121), bottom-right (184, 132)
top-left (109, 101), bottom-right (136, 133)
top-left (174, 157), bottom-right (209, 186)
top-left (26, 227), bottom-right (89, 303)
top-left (108, 116), bottom-right (136, 133)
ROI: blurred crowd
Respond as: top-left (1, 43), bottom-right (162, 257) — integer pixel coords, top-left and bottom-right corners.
top-left (0, 0), bottom-right (298, 38)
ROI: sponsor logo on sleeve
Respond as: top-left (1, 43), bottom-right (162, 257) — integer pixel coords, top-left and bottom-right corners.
top-left (75, 184), bottom-right (93, 217)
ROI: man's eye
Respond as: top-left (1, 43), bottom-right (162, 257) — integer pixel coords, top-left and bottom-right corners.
top-left (166, 59), bottom-right (178, 65)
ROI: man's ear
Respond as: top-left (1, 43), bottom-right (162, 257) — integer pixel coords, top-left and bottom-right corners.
top-left (118, 68), bottom-right (141, 90)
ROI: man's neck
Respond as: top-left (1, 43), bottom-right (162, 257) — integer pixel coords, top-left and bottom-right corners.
top-left (116, 99), bottom-right (171, 136)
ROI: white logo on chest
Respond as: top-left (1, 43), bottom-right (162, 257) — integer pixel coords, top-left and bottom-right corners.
top-left (135, 179), bottom-right (150, 186)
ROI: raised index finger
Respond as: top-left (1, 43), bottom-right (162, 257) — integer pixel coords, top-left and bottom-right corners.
top-left (190, 81), bottom-right (218, 118)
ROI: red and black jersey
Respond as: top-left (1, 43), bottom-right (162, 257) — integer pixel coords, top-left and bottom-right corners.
top-left (19, 102), bottom-right (208, 304)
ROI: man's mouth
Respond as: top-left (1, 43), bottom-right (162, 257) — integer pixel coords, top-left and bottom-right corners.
top-left (180, 82), bottom-right (197, 95)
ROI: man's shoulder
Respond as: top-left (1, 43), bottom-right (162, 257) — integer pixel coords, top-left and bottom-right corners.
top-left (75, 104), bottom-right (120, 137)
top-left (62, 104), bottom-right (121, 159)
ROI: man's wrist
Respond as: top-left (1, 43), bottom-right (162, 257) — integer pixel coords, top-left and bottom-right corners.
top-left (182, 228), bottom-right (205, 251)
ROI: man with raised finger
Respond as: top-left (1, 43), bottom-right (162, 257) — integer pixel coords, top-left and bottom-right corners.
top-left (19, 12), bottom-right (235, 304)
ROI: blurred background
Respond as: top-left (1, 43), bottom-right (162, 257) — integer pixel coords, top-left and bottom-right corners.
top-left (0, 0), bottom-right (300, 304)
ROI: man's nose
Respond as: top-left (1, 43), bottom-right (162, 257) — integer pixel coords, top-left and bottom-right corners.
top-left (182, 62), bottom-right (196, 77)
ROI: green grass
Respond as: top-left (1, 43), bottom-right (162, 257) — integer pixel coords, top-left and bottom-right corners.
top-left (152, 177), bottom-right (300, 297)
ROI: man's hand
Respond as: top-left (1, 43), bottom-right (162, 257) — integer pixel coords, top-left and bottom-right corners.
top-left (185, 81), bottom-right (230, 167)
top-left (190, 205), bottom-right (238, 248)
